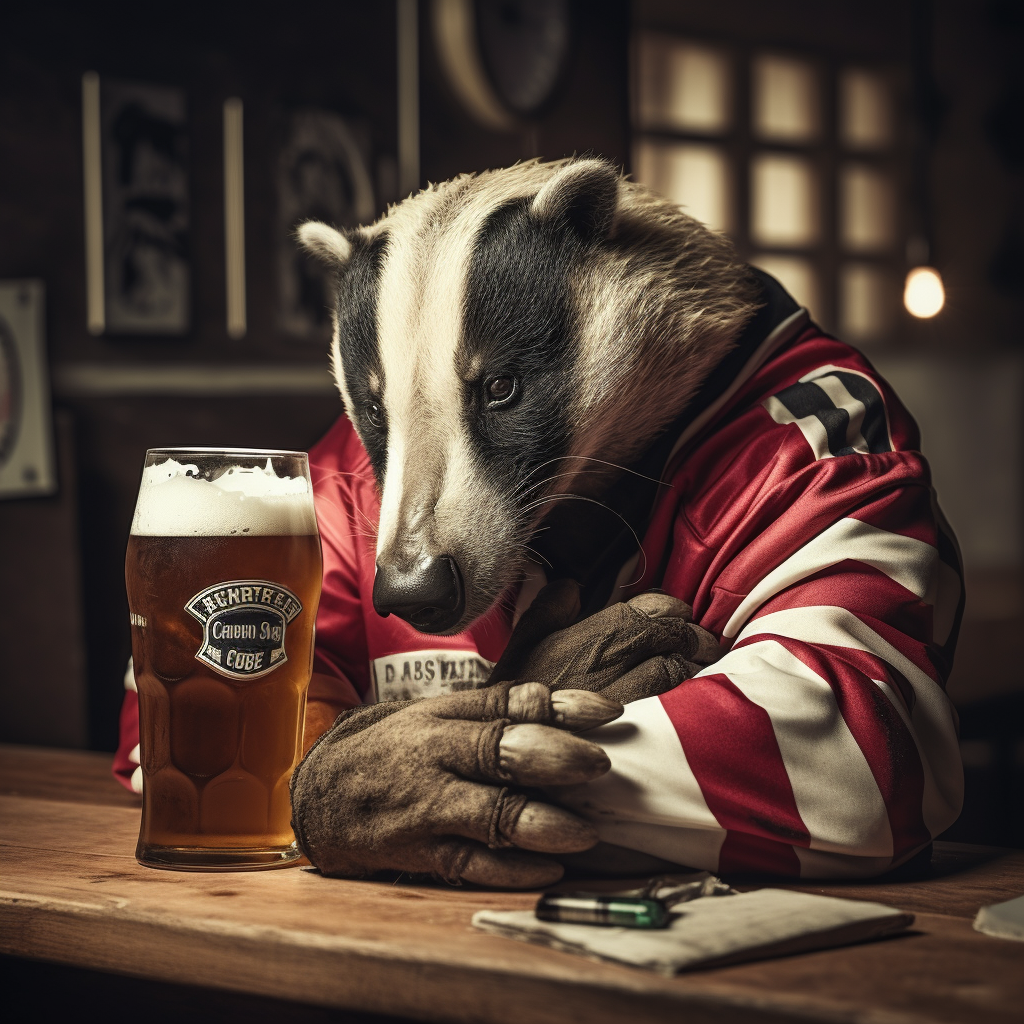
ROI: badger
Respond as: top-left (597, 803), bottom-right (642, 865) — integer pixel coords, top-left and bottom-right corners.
top-left (280, 155), bottom-right (966, 885)
top-left (298, 157), bottom-right (760, 634)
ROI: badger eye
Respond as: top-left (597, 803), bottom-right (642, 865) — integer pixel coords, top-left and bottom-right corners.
top-left (485, 374), bottom-right (519, 408)
top-left (366, 401), bottom-right (385, 428)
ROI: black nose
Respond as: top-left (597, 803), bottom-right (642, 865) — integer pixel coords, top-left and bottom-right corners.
top-left (372, 555), bottom-right (466, 633)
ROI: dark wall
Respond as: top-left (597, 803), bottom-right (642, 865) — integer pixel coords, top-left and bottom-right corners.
top-left (637, 0), bottom-right (912, 58)
top-left (420, 0), bottom-right (630, 180)
top-left (0, 1), bottom-right (401, 366)
top-left (0, 1), bottom-right (630, 751)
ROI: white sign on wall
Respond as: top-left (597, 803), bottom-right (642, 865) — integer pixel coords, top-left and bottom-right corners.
top-left (0, 280), bottom-right (56, 499)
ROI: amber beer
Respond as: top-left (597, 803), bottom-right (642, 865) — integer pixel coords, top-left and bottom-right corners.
top-left (125, 449), bottom-right (321, 869)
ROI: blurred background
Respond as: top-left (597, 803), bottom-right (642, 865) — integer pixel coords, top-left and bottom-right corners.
top-left (0, 0), bottom-right (1020, 847)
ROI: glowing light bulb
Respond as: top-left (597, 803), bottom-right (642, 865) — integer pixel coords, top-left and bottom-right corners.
top-left (904, 266), bottom-right (945, 318)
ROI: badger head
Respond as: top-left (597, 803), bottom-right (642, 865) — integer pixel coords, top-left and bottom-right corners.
top-left (299, 158), bottom-right (758, 635)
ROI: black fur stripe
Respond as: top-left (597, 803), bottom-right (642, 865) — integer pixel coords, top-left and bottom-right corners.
top-left (334, 232), bottom-right (389, 479)
top-left (459, 197), bottom-right (583, 510)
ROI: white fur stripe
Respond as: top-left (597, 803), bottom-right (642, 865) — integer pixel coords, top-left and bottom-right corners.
top-left (548, 695), bottom-right (722, 833)
top-left (375, 430), bottom-right (407, 554)
top-left (705, 639), bottom-right (893, 857)
top-left (730, 605), bottom-right (963, 838)
top-left (722, 518), bottom-right (939, 639)
top-left (373, 196), bottom-right (480, 557)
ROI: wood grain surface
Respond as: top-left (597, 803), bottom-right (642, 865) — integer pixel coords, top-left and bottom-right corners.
top-left (2, 744), bottom-right (1023, 1024)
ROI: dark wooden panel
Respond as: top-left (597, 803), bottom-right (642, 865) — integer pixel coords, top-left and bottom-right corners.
top-left (0, 0), bottom-right (397, 364)
top-left (0, 412), bottom-right (88, 747)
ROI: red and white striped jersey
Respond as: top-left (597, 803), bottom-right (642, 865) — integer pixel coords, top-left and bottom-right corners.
top-left (113, 313), bottom-right (964, 879)
top-left (553, 313), bottom-right (964, 878)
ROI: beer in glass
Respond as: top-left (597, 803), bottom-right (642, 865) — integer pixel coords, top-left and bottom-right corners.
top-left (126, 448), bottom-right (322, 869)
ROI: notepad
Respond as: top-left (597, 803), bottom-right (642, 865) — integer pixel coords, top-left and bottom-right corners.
top-left (473, 888), bottom-right (914, 975)
top-left (974, 894), bottom-right (1024, 942)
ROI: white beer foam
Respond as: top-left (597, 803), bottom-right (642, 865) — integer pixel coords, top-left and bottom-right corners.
top-left (131, 458), bottom-right (318, 536)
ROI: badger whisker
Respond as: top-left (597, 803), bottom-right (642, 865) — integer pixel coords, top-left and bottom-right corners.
top-left (513, 492), bottom-right (650, 589)
top-left (524, 544), bottom-right (554, 569)
top-left (509, 468), bottom-right (611, 505)
top-left (527, 455), bottom-right (668, 488)
top-left (519, 493), bottom-right (647, 557)
top-left (316, 468), bottom-right (376, 484)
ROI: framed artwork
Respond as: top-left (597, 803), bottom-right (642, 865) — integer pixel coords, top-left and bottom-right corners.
top-left (276, 109), bottom-right (375, 343)
top-left (0, 280), bottom-right (56, 499)
top-left (83, 74), bottom-right (191, 335)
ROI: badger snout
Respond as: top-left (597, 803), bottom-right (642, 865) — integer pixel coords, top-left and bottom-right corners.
top-left (373, 554), bottom-right (466, 633)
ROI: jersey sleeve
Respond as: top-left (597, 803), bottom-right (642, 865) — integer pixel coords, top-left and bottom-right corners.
top-left (112, 658), bottom-right (142, 793)
top-left (552, 363), bottom-right (965, 879)
top-left (308, 416), bottom-right (377, 703)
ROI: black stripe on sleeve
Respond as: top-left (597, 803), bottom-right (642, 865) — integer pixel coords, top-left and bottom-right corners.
top-left (829, 371), bottom-right (893, 454)
top-left (772, 381), bottom-right (861, 457)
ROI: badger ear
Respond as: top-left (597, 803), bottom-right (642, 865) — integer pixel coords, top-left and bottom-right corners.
top-left (531, 159), bottom-right (620, 241)
top-left (297, 221), bottom-right (353, 266)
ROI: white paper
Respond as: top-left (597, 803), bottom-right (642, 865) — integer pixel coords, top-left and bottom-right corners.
top-left (974, 894), bottom-right (1024, 943)
top-left (473, 888), bottom-right (913, 975)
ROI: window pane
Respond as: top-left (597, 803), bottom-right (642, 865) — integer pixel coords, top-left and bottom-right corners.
top-left (752, 55), bottom-right (819, 142)
top-left (634, 139), bottom-right (732, 233)
top-left (841, 164), bottom-right (894, 251)
top-left (750, 153), bottom-right (818, 247)
top-left (752, 254), bottom-right (819, 316)
top-left (840, 263), bottom-right (893, 342)
top-left (841, 69), bottom-right (891, 149)
top-left (635, 34), bottom-right (731, 133)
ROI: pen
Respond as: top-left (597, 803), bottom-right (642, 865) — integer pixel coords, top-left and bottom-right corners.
top-left (535, 893), bottom-right (670, 929)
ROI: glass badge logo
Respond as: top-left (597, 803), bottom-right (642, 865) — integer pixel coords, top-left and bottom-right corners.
top-left (186, 580), bottom-right (303, 680)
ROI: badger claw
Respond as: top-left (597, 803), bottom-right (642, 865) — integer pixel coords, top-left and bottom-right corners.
top-left (550, 689), bottom-right (623, 731)
top-left (507, 682), bottom-right (622, 732)
top-left (497, 723), bottom-right (611, 786)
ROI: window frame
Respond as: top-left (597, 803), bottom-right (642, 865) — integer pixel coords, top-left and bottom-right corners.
top-left (630, 31), bottom-right (908, 345)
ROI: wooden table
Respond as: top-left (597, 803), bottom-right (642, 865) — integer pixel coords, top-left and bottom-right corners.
top-left (2, 744), bottom-right (1022, 1024)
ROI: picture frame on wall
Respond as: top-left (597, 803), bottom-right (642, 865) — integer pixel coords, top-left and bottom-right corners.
top-left (276, 109), bottom-right (375, 344)
top-left (0, 280), bottom-right (57, 499)
top-left (82, 74), bottom-right (191, 335)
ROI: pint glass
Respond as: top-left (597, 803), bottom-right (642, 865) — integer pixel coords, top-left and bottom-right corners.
top-left (125, 448), bottom-right (322, 870)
